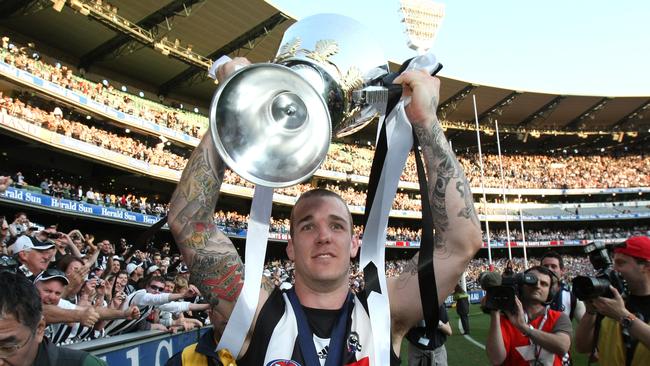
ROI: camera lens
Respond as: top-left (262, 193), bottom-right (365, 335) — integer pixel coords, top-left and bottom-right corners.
top-left (572, 275), bottom-right (610, 300)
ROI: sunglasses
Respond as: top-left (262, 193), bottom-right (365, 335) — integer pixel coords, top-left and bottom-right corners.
top-left (149, 284), bottom-right (164, 292)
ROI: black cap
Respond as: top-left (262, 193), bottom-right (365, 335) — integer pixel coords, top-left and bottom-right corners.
top-left (35, 268), bottom-right (69, 285)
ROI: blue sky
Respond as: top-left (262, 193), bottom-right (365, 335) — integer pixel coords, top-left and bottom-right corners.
top-left (269, 0), bottom-right (649, 97)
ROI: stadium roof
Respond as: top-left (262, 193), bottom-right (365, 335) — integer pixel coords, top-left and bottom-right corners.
top-left (1, 0), bottom-right (649, 139)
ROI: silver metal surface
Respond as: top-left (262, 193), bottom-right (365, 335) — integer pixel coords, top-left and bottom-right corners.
top-left (274, 13), bottom-right (389, 137)
top-left (209, 63), bottom-right (331, 188)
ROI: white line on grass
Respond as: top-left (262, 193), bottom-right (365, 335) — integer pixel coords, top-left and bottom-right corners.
top-left (458, 319), bottom-right (486, 350)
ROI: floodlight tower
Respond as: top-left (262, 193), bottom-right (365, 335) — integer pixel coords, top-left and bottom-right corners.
top-left (400, 0), bottom-right (445, 54)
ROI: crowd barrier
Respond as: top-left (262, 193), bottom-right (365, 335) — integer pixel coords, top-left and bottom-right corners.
top-left (65, 327), bottom-right (209, 366)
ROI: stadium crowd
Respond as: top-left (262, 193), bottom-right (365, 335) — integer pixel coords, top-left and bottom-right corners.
top-left (6, 172), bottom-right (647, 246)
top-left (0, 208), bottom-right (602, 339)
top-left (1, 35), bottom-right (649, 193)
top-left (1, 36), bottom-right (206, 138)
top-left (9, 169), bottom-right (169, 216)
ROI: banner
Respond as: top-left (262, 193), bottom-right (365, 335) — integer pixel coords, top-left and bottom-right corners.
top-left (445, 290), bottom-right (485, 306)
top-left (1, 187), bottom-right (163, 226)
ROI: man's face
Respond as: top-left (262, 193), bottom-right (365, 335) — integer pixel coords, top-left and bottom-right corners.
top-left (20, 248), bottom-right (54, 274)
top-left (147, 281), bottom-right (165, 294)
top-left (286, 196), bottom-right (359, 291)
top-left (522, 270), bottom-right (551, 305)
top-left (0, 313), bottom-right (45, 366)
top-left (153, 255), bottom-right (162, 266)
top-left (35, 280), bottom-right (65, 306)
top-left (101, 241), bottom-right (112, 254)
top-left (613, 253), bottom-right (648, 291)
top-left (541, 257), bottom-right (563, 288)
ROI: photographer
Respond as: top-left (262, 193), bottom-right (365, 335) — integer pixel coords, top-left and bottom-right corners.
top-left (575, 236), bottom-right (650, 365)
top-left (486, 266), bottom-right (572, 365)
top-left (541, 251), bottom-right (586, 322)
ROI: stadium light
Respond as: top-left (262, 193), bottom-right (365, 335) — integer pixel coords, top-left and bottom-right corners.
top-left (400, 0), bottom-right (445, 54)
top-left (51, 0), bottom-right (65, 12)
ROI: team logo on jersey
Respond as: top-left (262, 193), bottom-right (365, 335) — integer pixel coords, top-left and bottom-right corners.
top-left (266, 360), bottom-right (302, 366)
top-left (347, 331), bottom-right (363, 352)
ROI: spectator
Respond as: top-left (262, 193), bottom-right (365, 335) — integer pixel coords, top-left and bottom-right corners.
top-left (0, 270), bottom-right (106, 365)
top-left (126, 262), bottom-right (144, 288)
top-left (13, 234), bottom-right (56, 280)
top-left (103, 275), bottom-right (209, 336)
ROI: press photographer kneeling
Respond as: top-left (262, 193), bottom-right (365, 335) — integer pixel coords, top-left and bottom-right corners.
top-left (574, 236), bottom-right (650, 365)
top-left (483, 266), bottom-right (572, 365)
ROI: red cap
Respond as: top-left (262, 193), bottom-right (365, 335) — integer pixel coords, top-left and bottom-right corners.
top-left (614, 236), bottom-right (650, 261)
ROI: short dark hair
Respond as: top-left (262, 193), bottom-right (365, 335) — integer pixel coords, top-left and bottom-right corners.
top-left (0, 271), bottom-right (42, 330)
top-left (289, 188), bottom-right (352, 237)
top-left (525, 265), bottom-right (559, 288)
top-left (146, 275), bottom-right (165, 287)
top-left (540, 251), bottom-right (564, 269)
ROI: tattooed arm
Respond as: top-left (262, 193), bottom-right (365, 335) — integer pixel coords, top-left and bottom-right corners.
top-left (168, 133), bottom-right (242, 312)
top-left (168, 57), bottom-right (273, 323)
top-left (387, 70), bottom-right (483, 344)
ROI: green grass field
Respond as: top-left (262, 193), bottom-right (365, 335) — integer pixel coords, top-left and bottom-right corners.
top-left (399, 304), bottom-right (591, 365)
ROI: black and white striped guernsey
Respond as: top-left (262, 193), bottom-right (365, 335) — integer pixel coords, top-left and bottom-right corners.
top-left (237, 287), bottom-right (401, 366)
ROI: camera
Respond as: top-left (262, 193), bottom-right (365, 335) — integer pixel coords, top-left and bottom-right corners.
top-left (47, 232), bottom-right (63, 239)
top-left (481, 271), bottom-right (538, 313)
top-left (0, 255), bottom-right (19, 273)
top-left (572, 242), bottom-right (627, 301)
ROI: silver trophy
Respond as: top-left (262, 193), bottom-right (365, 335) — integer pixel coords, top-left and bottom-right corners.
top-left (209, 13), bottom-right (389, 188)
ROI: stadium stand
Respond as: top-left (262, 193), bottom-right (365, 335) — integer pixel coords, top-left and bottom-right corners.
top-left (0, 1), bottom-right (648, 364)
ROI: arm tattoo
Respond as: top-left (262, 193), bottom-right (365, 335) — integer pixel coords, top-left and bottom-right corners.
top-left (261, 276), bottom-right (276, 294)
top-left (413, 121), bottom-right (480, 248)
top-left (404, 253), bottom-right (419, 276)
top-left (456, 180), bottom-right (479, 224)
top-left (395, 253), bottom-right (419, 290)
top-left (190, 249), bottom-right (244, 303)
top-left (169, 139), bottom-right (226, 250)
top-left (168, 136), bottom-right (244, 306)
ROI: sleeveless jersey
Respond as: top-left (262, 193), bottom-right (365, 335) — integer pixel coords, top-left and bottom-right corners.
top-left (238, 288), bottom-right (400, 366)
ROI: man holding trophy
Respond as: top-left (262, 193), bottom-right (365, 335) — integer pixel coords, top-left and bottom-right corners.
top-left (167, 13), bottom-right (481, 366)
